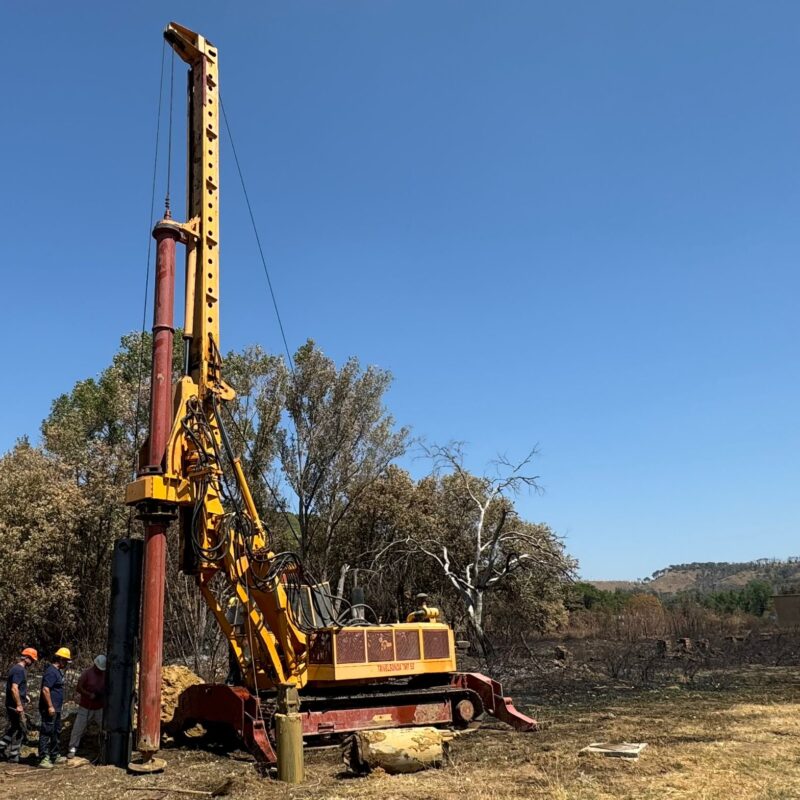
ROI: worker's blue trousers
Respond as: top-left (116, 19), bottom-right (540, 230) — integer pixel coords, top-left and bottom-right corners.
top-left (0, 709), bottom-right (26, 760)
top-left (38, 712), bottom-right (62, 760)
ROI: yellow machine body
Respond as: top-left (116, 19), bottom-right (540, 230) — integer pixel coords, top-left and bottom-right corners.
top-left (307, 623), bottom-right (455, 684)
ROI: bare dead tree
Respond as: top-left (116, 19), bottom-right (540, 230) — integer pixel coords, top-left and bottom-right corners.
top-left (413, 442), bottom-right (573, 650)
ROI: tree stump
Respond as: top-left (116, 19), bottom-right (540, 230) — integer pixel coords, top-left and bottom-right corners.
top-left (554, 645), bottom-right (570, 661)
top-left (342, 727), bottom-right (451, 775)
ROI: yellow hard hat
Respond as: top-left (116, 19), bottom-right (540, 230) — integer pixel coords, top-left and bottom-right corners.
top-left (54, 647), bottom-right (71, 660)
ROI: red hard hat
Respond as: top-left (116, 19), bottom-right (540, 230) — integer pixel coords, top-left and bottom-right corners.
top-left (21, 647), bottom-right (38, 661)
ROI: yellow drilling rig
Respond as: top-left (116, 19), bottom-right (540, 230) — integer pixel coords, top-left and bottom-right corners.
top-left (118, 21), bottom-right (535, 778)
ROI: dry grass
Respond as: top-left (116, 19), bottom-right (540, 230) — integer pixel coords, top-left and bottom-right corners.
top-left (1, 665), bottom-right (799, 800)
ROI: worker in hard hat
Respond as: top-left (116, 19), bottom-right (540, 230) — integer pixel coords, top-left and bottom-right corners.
top-left (0, 647), bottom-right (37, 763)
top-left (406, 593), bottom-right (440, 623)
top-left (67, 654), bottom-right (106, 760)
top-left (37, 647), bottom-right (71, 769)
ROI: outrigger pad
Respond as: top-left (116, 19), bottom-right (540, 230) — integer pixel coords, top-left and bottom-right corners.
top-left (169, 683), bottom-right (277, 765)
top-left (128, 755), bottom-right (167, 773)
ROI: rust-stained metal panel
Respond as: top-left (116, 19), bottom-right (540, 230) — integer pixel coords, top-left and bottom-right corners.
top-left (301, 701), bottom-right (451, 736)
top-left (335, 630), bottom-right (366, 664)
top-left (423, 629), bottom-right (450, 660)
top-left (366, 630), bottom-right (395, 662)
top-left (394, 629), bottom-right (421, 660)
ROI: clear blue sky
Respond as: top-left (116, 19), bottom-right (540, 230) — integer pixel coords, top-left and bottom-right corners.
top-left (3, 2), bottom-right (798, 580)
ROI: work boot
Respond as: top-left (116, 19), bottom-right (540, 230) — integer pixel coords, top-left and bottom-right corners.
top-left (38, 756), bottom-right (53, 769)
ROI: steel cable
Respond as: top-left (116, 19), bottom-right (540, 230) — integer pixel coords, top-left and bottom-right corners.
top-left (219, 99), bottom-right (294, 372)
top-left (131, 40), bottom-right (167, 481)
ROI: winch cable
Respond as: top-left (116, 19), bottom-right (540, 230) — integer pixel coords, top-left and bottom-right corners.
top-left (216, 104), bottom-right (367, 628)
top-left (128, 40), bottom-right (168, 533)
top-left (211, 329), bottom-right (367, 628)
top-left (213, 399), bottom-right (359, 632)
top-left (217, 100), bottom-right (306, 557)
top-left (165, 49), bottom-right (176, 214)
top-left (217, 397), bottom-right (297, 540)
top-left (205, 337), bottom-right (297, 551)
top-left (220, 99), bottom-right (295, 372)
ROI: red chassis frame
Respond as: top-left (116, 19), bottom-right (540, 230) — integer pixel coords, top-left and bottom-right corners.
top-left (168, 673), bottom-right (536, 765)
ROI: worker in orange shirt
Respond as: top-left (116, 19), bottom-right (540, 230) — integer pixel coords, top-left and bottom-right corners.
top-left (67, 654), bottom-right (106, 759)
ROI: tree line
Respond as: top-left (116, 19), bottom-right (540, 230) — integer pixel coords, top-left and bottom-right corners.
top-left (0, 333), bottom-right (573, 669)
top-left (567, 580), bottom-right (774, 618)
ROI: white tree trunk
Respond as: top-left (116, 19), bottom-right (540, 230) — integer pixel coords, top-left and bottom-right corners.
top-left (333, 563), bottom-right (350, 616)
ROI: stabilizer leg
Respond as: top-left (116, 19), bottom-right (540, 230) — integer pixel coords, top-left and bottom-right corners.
top-left (451, 673), bottom-right (537, 731)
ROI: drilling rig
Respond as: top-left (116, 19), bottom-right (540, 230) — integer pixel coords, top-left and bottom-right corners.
top-left (123, 22), bottom-right (535, 775)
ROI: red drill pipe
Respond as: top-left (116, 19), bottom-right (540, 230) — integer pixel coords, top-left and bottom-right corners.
top-left (146, 220), bottom-right (178, 472)
top-left (137, 216), bottom-right (179, 756)
top-left (137, 520), bottom-right (168, 754)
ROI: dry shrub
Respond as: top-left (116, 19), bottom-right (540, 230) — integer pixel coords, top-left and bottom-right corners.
top-left (565, 600), bottom-right (761, 644)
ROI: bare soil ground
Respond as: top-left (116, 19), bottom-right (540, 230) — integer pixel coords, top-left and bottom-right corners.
top-left (2, 665), bottom-right (799, 800)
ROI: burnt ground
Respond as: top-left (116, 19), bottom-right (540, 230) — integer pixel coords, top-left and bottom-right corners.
top-left (2, 662), bottom-right (800, 800)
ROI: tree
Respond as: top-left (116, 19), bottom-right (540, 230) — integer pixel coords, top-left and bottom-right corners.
top-left (0, 442), bottom-right (87, 659)
top-left (487, 564), bottom-right (570, 643)
top-left (331, 466), bottom-right (441, 623)
top-left (278, 340), bottom-right (409, 579)
top-left (334, 465), bottom-right (573, 641)
top-left (411, 443), bottom-right (574, 647)
top-left (565, 582), bottom-right (625, 612)
top-left (741, 580), bottom-right (772, 617)
top-left (622, 593), bottom-right (665, 637)
top-left (221, 344), bottom-right (286, 518)
top-left (38, 333), bottom-right (159, 656)
top-left (3, 330), bottom-right (577, 663)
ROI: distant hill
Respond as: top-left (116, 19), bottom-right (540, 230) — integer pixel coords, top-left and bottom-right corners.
top-left (590, 580), bottom-right (639, 592)
top-left (590, 558), bottom-right (800, 596)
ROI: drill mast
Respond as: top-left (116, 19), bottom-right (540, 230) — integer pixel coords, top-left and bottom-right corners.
top-left (126, 22), bottom-right (308, 760)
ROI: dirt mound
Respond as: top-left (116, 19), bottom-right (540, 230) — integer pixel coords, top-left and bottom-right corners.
top-left (161, 664), bottom-right (203, 724)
